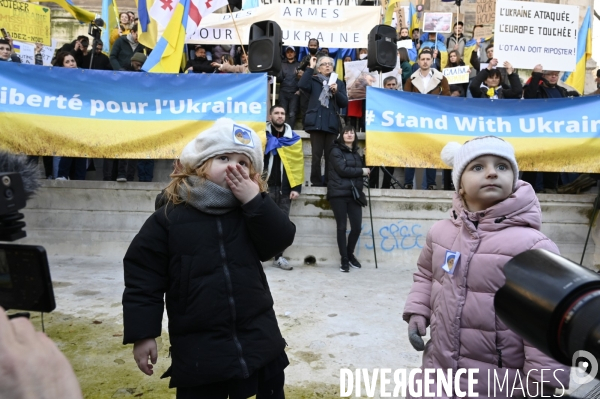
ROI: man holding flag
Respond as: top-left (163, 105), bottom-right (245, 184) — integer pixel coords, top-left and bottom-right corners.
top-left (264, 105), bottom-right (304, 271)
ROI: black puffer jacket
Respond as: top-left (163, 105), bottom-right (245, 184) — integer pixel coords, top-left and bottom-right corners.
top-left (327, 140), bottom-right (364, 200)
top-left (298, 67), bottom-right (348, 135)
top-left (122, 193), bottom-right (296, 387)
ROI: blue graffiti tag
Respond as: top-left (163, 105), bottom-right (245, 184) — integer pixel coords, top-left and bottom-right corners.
top-left (355, 220), bottom-right (424, 255)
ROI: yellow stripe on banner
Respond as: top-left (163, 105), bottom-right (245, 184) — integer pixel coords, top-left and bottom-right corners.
top-left (277, 141), bottom-right (304, 188)
top-left (366, 132), bottom-right (600, 172)
top-left (0, 114), bottom-right (266, 158)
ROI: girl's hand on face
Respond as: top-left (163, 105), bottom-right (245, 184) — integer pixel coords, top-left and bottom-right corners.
top-left (225, 164), bottom-right (260, 204)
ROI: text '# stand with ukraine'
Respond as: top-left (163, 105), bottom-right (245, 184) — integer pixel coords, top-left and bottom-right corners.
top-left (365, 87), bottom-right (600, 173)
top-left (0, 63), bottom-right (268, 158)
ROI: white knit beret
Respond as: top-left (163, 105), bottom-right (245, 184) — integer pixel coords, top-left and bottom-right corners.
top-left (440, 136), bottom-right (519, 192)
top-left (179, 118), bottom-right (263, 172)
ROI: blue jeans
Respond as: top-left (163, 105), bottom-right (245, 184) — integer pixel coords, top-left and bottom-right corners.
top-left (404, 168), bottom-right (437, 189)
top-left (137, 160), bottom-right (155, 182)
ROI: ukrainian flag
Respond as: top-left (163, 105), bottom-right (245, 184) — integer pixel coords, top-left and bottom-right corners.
top-left (408, 2), bottom-right (420, 40)
top-left (142, 0), bottom-right (189, 72)
top-left (101, 0), bottom-right (119, 52)
top-left (561, 7), bottom-right (591, 95)
top-left (44, 0), bottom-right (95, 23)
top-left (136, 0), bottom-right (158, 49)
top-left (384, 0), bottom-right (400, 26)
top-left (265, 131), bottom-right (304, 188)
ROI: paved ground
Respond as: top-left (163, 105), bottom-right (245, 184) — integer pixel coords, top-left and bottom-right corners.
top-left (25, 255), bottom-right (581, 398)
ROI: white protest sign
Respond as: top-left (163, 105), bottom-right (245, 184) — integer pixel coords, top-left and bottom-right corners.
top-left (397, 39), bottom-right (413, 49)
top-left (13, 39), bottom-right (56, 66)
top-left (345, 59), bottom-right (403, 99)
top-left (493, 0), bottom-right (578, 71)
top-left (186, 4), bottom-right (380, 47)
top-left (443, 66), bottom-right (470, 84)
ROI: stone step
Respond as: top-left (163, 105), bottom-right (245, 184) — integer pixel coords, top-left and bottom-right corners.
top-left (19, 181), bottom-right (599, 270)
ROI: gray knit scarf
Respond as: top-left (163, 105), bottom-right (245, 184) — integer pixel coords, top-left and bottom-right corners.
top-left (178, 176), bottom-right (240, 215)
top-left (317, 73), bottom-right (332, 108)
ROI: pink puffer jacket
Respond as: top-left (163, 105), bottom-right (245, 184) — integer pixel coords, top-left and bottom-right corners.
top-left (403, 181), bottom-right (570, 398)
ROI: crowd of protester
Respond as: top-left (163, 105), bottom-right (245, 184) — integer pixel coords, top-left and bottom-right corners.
top-left (0, 15), bottom-right (598, 194)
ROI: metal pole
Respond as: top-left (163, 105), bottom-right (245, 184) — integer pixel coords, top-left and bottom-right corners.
top-left (367, 175), bottom-right (378, 268)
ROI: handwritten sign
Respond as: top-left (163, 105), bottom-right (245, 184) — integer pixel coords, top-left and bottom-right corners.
top-left (13, 39), bottom-right (57, 66)
top-left (443, 66), bottom-right (470, 84)
top-left (476, 0), bottom-right (496, 25)
top-left (0, 0), bottom-right (51, 45)
top-left (494, 0), bottom-right (578, 71)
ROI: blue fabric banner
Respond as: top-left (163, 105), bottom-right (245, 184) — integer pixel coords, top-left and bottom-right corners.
top-left (0, 63), bottom-right (268, 158)
top-left (365, 87), bottom-right (600, 172)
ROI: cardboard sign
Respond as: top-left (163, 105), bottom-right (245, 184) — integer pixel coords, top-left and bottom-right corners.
top-left (443, 66), bottom-right (470, 84)
top-left (493, 0), bottom-right (578, 71)
top-left (422, 12), bottom-right (452, 33)
top-left (473, 25), bottom-right (493, 40)
top-left (476, 0), bottom-right (496, 26)
top-left (0, 0), bottom-right (51, 45)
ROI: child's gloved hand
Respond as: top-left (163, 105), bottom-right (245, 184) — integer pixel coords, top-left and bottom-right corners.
top-left (133, 338), bottom-right (158, 376)
top-left (408, 315), bottom-right (427, 351)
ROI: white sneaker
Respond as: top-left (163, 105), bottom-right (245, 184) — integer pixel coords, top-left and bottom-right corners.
top-left (55, 177), bottom-right (67, 180)
top-left (273, 257), bottom-right (293, 271)
top-left (116, 177), bottom-right (127, 182)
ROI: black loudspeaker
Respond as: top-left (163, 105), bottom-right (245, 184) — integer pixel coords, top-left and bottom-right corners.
top-left (367, 25), bottom-right (397, 73)
top-left (248, 20), bottom-right (282, 75)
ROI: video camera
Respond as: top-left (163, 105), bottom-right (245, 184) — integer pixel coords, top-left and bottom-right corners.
top-left (495, 249), bottom-right (600, 380)
top-left (0, 152), bottom-right (55, 313)
top-left (88, 18), bottom-right (105, 42)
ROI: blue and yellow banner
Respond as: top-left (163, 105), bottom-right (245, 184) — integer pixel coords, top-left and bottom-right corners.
top-left (0, 63), bottom-right (268, 158)
top-left (366, 87), bottom-right (600, 172)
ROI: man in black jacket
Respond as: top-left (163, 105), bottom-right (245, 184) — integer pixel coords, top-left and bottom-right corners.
top-left (185, 45), bottom-right (215, 73)
top-left (264, 105), bottom-right (303, 270)
top-left (521, 64), bottom-right (579, 193)
top-left (74, 40), bottom-right (112, 70)
top-left (298, 55), bottom-right (348, 186)
top-left (278, 46), bottom-right (300, 128)
top-left (110, 24), bottom-right (145, 71)
top-left (297, 38), bottom-right (320, 128)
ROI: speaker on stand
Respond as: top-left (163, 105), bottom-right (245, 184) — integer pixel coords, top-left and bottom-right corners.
top-left (248, 20), bottom-right (282, 75)
top-left (367, 24), bottom-right (397, 75)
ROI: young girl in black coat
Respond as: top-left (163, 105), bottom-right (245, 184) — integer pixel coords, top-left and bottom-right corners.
top-left (327, 126), bottom-right (370, 272)
top-left (122, 118), bottom-right (296, 399)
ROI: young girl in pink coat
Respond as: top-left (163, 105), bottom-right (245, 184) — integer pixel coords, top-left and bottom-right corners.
top-left (403, 136), bottom-right (570, 398)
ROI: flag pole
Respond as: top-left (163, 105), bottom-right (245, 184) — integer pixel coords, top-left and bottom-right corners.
top-left (227, 5), bottom-right (247, 61)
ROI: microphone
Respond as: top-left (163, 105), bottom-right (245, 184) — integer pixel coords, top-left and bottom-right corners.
top-left (93, 18), bottom-right (105, 28)
top-left (0, 151), bottom-right (40, 200)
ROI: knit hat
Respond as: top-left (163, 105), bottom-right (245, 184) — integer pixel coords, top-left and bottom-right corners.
top-left (131, 52), bottom-right (146, 64)
top-left (440, 136), bottom-right (519, 192)
top-left (180, 118), bottom-right (263, 172)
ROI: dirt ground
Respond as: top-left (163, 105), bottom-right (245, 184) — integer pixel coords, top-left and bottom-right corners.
top-left (26, 255), bottom-right (581, 398)
top-left (23, 255), bottom-right (422, 398)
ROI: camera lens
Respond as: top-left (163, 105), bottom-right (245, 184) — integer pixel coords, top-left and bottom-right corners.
top-left (495, 249), bottom-right (600, 364)
top-left (4, 188), bottom-right (13, 199)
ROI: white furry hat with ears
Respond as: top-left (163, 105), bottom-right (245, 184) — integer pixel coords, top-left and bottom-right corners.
top-left (179, 118), bottom-right (263, 172)
top-left (440, 136), bottom-right (519, 192)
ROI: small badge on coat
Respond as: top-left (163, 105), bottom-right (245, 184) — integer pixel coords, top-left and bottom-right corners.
top-left (232, 124), bottom-right (254, 148)
top-left (442, 250), bottom-right (460, 274)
